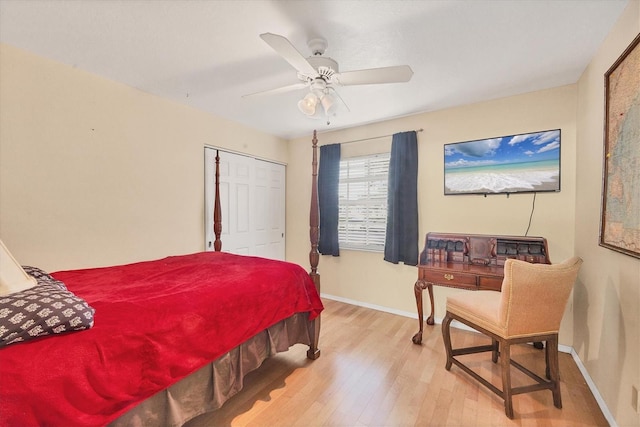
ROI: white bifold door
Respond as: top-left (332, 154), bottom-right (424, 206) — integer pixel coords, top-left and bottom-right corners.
top-left (204, 148), bottom-right (285, 261)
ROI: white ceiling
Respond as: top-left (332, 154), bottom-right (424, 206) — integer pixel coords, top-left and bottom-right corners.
top-left (0, 0), bottom-right (628, 140)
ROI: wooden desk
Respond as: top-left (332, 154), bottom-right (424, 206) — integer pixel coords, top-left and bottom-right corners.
top-left (411, 232), bottom-right (550, 345)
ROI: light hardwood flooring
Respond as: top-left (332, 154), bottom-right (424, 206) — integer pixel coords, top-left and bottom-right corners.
top-left (187, 298), bottom-right (608, 427)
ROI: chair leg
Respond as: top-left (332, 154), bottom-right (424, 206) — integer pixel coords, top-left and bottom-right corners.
top-left (492, 339), bottom-right (499, 363)
top-left (500, 340), bottom-right (514, 419)
top-left (442, 312), bottom-right (454, 371)
top-left (546, 335), bottom-right (562, 409)
top-left (545, 341), bottom-right (550, 379)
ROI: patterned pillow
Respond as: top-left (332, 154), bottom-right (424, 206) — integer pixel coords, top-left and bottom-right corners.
top-left (0, 267), bottom-right (95, 348)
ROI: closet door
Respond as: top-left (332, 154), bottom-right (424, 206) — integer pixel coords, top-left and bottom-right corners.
top-left (204, 148), bottom-right (285, 260)
top-left (253, 160), bottom-right (285, 260)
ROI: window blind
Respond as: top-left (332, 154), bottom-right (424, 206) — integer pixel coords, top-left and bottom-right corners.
top-left (338, 153), bottom-right (390, 251)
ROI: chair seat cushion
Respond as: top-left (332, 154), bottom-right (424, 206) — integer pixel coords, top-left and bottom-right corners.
top-left (446, 291), bottom-right (506, 337)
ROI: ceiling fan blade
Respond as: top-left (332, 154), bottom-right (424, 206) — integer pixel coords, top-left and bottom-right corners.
top-left (242, 82), bottom-right (308, 98)
top-left (328, 87), bottom-right (350, 112)
top-left (260, 33), bottom-right (317, 78)
top-left (336, 65), bottom-right (413, 86)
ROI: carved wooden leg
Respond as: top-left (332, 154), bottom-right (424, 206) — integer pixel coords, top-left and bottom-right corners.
top-left (307, 133), bottom-right (320, 360)
top-left (425, 282), bottom-right (435, 325)
top-left (412, 279), bottom-right (427, 344)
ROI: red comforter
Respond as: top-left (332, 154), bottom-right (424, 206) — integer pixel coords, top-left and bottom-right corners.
top-left (0, 252), bottom-right (323, 427)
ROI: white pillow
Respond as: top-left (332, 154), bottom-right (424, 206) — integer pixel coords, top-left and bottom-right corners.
top-left (0, 239), bottom-right (37, 296)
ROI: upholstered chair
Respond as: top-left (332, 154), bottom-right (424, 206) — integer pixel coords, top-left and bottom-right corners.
top-left (441, 257), bottom-right (583, 419)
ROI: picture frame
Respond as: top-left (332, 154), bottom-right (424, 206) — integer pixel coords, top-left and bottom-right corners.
top-left (599, 33), bottom-right (640, 259)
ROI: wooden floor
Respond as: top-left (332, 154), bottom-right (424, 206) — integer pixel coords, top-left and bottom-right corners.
top-left (187, 299), bottom-right (608, 427)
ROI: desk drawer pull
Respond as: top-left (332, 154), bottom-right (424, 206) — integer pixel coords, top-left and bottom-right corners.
top-left (444, 274), bottom-right (454, 281)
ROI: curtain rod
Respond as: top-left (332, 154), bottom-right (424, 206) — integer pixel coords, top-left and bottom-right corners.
top-left (338, 128), bottom-right (423, 145)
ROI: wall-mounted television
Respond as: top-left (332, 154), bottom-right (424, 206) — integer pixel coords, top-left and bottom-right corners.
top-left (444, 129), bottom-right (561, 195)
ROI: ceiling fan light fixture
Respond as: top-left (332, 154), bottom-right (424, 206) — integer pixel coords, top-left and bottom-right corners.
top-left (320, 93), bottom-right (335, 115)
top-left (298, 92), bottom-right (319, 116)
top-left (252, 33), bottom-right (413, 122)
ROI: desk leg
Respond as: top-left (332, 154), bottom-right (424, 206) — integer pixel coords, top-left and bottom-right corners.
top-left (412, 280), bottom-right (435, 345)
top-left (426, 282), bottom-right (434, 326)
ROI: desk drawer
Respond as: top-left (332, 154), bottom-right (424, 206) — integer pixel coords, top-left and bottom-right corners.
top-left (478, 276), bottom-right (503, 291)
top-left (422, 269), bottom-right (477, 290)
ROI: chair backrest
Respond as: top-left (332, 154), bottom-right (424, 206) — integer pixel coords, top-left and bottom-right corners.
top-left (498, 257), bottom-right (583, 338)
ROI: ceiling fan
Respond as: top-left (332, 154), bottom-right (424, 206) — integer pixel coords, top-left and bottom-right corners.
top-left (244, 33), bottom-right (414, 121)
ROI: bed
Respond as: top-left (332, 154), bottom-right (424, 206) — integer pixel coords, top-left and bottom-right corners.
top-left (0, 132), bottom-right (323, 427)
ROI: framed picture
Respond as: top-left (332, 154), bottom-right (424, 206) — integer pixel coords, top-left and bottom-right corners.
top-left (600, 33), bottom-right (640, 259)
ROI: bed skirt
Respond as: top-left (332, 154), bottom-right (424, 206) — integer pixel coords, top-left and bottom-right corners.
top-left (109, 312), bottom-right (312, 427)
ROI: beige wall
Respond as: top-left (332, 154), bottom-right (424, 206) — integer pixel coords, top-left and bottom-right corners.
top-left (575, 1), bottom-right (640, 426)
top-left (0, 43), bottom-right (288, 272)
top-left (287, 84), bottom-right (578, 340)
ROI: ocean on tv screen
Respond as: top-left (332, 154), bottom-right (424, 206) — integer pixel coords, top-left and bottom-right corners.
top-left (444, 129), bottom-right (561, 194)
top-left (445, 161), bottom-right (560, 194)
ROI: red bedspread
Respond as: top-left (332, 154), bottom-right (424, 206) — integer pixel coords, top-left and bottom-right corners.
top-left (0, 252), bottom-right (323, 427)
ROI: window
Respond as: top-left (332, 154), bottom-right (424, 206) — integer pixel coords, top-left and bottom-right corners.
top-left (338, 153), bottom-right (390, 251)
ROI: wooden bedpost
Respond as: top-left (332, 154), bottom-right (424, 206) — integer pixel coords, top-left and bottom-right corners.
top-left (213, 150), bottom-right (222, 252)
top-left (307, 130), bottom-right (321, 360)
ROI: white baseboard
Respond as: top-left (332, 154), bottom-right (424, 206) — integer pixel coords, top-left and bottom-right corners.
top-left (568, 347), bottom-right (617, 427)
top-left (321, 293), bottom-right (418, 319)
top-left (320, 293), bottom-right (615, 426)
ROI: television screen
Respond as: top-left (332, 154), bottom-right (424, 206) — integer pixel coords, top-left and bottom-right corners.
top-left (444, 129), bottom-right (561, 195)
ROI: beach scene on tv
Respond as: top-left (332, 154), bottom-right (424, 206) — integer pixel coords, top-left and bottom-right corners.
top-left (444, 129), bottom-right (561, 195)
